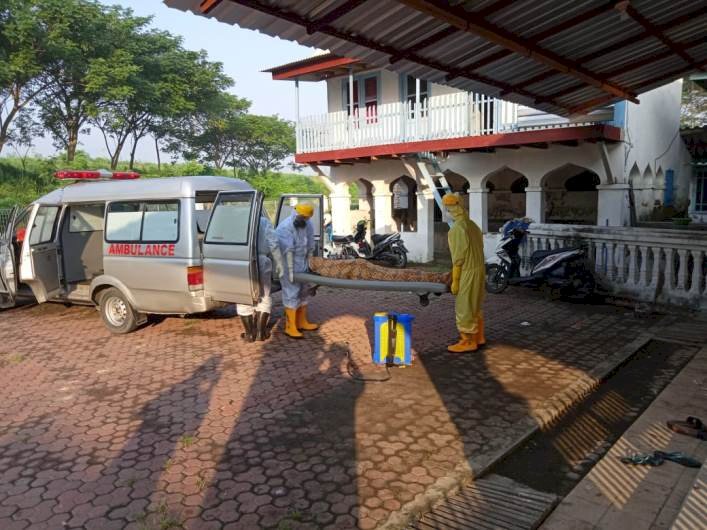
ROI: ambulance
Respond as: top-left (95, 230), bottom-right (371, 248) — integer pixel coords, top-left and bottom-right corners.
top-left (0, 171), bottom-right (325, 333)
top-left (0, 171), bottom-right (446, 333)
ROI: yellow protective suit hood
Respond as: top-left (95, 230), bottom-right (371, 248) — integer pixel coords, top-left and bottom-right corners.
top-left (442, 193), bottom-right (467, 222)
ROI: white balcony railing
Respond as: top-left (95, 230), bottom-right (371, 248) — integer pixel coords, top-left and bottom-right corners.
top-left (296, 93), bottom-right (613, 154)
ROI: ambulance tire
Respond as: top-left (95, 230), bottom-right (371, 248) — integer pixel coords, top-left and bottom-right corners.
top-left (99, 287), bottom-right (138, 334)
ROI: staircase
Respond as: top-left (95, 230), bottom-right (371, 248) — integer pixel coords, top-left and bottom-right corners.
top-left (414, 153), bottom-right (453, 227)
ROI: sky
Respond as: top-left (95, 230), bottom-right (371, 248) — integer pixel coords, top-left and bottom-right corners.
top-left (32, 0), bottom-right (327, 164)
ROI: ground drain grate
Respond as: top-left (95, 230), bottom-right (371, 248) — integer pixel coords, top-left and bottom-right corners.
top-left (409, 474), bottom-right (557, 530)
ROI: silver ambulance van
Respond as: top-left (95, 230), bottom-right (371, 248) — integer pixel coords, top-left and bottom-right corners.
top-left (0, 171), bottom-right (325, 333)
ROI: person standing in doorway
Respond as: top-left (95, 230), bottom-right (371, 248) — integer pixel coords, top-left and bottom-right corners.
top-left (443, 193), bottom-right (486, 352)
top-left (276, 203), bottom-right (319, 339)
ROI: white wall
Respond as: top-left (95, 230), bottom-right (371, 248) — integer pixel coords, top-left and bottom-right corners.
top-left (622, 80), bottom-right (687, 218)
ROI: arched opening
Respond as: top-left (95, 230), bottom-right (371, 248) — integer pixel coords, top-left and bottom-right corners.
top-left (638, 166), bottom-right (655, 217)
top-left (351, 178), bottom-right (374, 233)
top-left (484, 167), bottom-right (527, 231)
top-left (390, 175), bottom-right (417, 231)
top-left (543, 164), bottom-right (599, 225)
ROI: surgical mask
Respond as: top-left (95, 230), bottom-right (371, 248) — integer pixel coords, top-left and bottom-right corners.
top-left (293, 217), bottom-right (306, 228)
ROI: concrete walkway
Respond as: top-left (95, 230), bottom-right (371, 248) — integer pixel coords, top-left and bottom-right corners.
top-left (541, 346), bottom-right (707, 530)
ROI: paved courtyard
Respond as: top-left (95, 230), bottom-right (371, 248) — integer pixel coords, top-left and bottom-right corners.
top-left (0, 288), bottom-right (663, 529)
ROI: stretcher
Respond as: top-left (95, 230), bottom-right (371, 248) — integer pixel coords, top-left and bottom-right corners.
top-left (293, 272), bottom-right (448, 306)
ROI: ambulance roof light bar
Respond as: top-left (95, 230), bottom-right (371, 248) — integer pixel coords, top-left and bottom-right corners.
top-left (54, 169), bottom-right (140, 180)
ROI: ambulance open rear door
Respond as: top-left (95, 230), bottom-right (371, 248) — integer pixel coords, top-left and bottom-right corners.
top-left (0, 207), bottom-right (18, 308)
top-left (202, 190), bottom-right (262, 305)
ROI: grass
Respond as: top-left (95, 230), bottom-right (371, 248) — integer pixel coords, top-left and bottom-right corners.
top-left (195, 472), bottom-right (207, 493)
top-left (135, 500), bottom-right (184, 530)
top-left (179, 435), bottom-right (195, 449)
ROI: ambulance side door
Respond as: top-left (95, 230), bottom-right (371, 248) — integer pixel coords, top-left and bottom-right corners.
top-left (275, 194), bottom-right (324, 256)
top-left (202, 190), bottom-right (261, 304)
top-left (19, 204), bottom-right (62, 303)
top-left (0, 207), bottom-right (18, 308)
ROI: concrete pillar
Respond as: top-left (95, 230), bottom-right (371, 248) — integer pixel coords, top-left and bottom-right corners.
top-left (467, 188), bottom-right (488, 233)
top-left (597, 184), bottom-right (632, 227)
top-left (329, 182), bottom-right (351, 235)
top-left (525, 186), bottom-right (545, 223)
top-left (373, 192), bottom-right (394, 234)
top-left (412, 190), bottom-right (435, 263)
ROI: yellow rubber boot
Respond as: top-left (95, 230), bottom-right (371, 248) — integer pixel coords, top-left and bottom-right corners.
top-left (447, 332), bottom-right (478, 353)
top-left (475, 315), bottom-right (486, 346)
top-left (296, 305), bottom-right (319, 331)
top-left (284, 308), bottom-right (303, 339)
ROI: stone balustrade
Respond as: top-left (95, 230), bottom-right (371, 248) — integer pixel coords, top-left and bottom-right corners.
top-left (520, 224), bottom-right (707, 309)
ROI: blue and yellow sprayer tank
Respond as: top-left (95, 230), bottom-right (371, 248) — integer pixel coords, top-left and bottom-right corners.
top-left (372, 312), bottom-right (414, 366)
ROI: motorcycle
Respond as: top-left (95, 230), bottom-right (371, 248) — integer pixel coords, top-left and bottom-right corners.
top-left (330, 220), bottom-right (408, 268)
top-left (485, 219), bottom-right (595, 297)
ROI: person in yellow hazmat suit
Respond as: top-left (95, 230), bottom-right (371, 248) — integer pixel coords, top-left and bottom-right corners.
top-left (443, 193), bottom-right (486, 352)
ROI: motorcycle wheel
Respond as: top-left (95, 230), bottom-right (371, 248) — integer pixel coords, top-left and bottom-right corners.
top-left (485, 264), bottom-right (509, 294)
top-left (391, 247), bottom-right (407, 268)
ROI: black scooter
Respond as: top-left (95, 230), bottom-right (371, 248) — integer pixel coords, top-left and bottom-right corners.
top-left (485, 220), bottom-right (595, 297)
top-left (331, 220), bottom-right (408, 268)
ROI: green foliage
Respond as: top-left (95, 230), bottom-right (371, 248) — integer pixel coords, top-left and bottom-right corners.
top-left (232, 114), bottom-right (295, 174)
top-left (0, 153), bottom-right (328, 208)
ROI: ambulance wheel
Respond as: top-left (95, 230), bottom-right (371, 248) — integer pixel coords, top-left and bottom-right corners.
top-left (99, 288), bottom-right (138, 334)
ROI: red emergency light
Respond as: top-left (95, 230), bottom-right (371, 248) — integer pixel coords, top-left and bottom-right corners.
top-left (55, 170), bottom-right (140, 180)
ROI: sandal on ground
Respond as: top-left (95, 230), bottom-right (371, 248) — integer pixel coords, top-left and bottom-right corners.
top-left (667, 416), bottom-right (707, 440)
top-left (620, 451), bottom-right (701, 468)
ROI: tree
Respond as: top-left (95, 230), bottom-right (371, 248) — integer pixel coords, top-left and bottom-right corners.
top-left (0, 0), bottom-right (54, 155)
top-left (681, 78), bottom-right (707, 128)
top-left (8, 109), bottom-right (43, 177)
top-left (231, 115), bottom-right (296, 174)
top-left (36, 0), bottom-right (144, 162)
top-left (165, 91), bottom-right (250, 170)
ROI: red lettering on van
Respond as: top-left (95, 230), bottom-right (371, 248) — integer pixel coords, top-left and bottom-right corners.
top-left (168, 244), bottom-right (175, 256)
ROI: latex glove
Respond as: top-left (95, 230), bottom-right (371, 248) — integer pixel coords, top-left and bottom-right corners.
top-left (286, 251), bottom-right (295, 284)
top-left (450, 264), bottom-right (462, 295)
top-left (306, 249), bottom-right (315, 263)
top-left (271, 247), bottom-right (285, 279)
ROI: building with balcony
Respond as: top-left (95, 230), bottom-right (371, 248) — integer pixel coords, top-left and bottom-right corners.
top-left (267, 53), bottom-right (692, 263)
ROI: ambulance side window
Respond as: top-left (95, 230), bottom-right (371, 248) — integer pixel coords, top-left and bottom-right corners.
top-left (29, 206), bottom-right (60, 245)
top-left (106, 201), bottom-right (179, 243)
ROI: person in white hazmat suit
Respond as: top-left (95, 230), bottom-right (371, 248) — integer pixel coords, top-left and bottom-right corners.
top-left (236, 214), bottom-right (284, 342)
top-left (276, 202), bottom-right (319, 339)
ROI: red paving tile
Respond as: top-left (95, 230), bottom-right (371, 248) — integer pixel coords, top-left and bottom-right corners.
top-left (0, 288), bottom-right (659, 528)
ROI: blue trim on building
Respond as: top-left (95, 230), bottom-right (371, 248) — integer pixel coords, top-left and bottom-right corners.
top-left (612, 101), bottom-right (627, 128)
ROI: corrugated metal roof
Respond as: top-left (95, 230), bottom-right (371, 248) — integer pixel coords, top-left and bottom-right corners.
top-left (165, 0), bottom-right (707, 116)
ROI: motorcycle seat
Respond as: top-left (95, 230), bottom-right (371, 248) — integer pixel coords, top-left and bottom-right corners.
top-left (372, 233), bottom-right (393, 245)
top-left (530, 246), bottom-right (581, 265)
top-left (332, 235), bottom-right (353, 243)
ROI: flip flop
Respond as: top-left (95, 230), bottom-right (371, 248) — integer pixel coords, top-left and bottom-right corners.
top-left (654, 451), bottom-right (702, 468)
top-left (620, 451), bottom-right (702, 468)
top-left (667, 416), bottom-right (707, 440)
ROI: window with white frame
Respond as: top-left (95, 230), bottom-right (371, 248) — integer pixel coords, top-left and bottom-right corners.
top-left (342, 74), bottom-right (378, 122)
top-left (696, 166), bottom-right (707, 212)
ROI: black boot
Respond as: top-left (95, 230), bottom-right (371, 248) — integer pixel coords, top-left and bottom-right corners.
top-left (240, 315), bottom-right (255, 342)
top-left (255, 311), bottom-right (271, 341)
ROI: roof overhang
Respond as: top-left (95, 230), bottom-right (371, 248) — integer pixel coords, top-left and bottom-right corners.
top-left (165, 0), bottom-right (707, 116)
top-left (295, 124), bottom-right (623, 165)
top-left (263, 52), bottom-right (364, 81)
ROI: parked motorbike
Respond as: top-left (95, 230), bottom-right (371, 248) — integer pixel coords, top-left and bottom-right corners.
top-left (329, 220), bottom-right (408, 268)
top-left (485, 219), bottom-right (595, 297)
